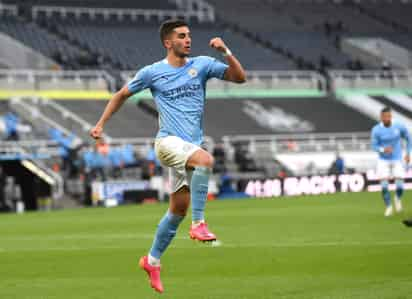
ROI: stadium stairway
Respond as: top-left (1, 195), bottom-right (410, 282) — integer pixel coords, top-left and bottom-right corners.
top-left (351, 1), bottom-right (412, 33)
top-left (56, 100), bottom-right (158, 139)
top-left (0, 15), bottom-right (84, 69)
top-left (371, 94), bottom-right (412, 121)
top-left (338, 93), bottom-right (412, 128)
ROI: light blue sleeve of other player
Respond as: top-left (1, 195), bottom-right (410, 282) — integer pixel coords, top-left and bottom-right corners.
top-left (127, 65), bottom-right (152, 94)
top-left (203, 56), bottom-right (228, 80)
top-left (400, 123), bottom-right (412, 154)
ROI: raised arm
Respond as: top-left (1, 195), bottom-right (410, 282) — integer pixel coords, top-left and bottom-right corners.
top-left (90, 85), bottom-right (132, 139)
top-left (209, 37), bottom-right (246, 83)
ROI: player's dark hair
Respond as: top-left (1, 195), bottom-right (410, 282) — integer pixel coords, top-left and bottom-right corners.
top-left (159, 19), bottom-right (189, 45)
top-left (381, 106), bottom-right (391, 114)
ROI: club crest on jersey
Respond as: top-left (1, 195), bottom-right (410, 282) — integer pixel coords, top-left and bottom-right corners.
top-left (188, 68), bottom-right (198, 78)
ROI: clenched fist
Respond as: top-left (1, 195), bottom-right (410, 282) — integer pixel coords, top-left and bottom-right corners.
top-left (209, 37), bottom-right (228, 54)
top-left (90, 124), bottom-right (103, 140)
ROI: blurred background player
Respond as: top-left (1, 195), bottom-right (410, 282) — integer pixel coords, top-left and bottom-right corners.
top-left (371, 107), bottom-right (411, 217)
top-left (89, 19), bottom-right (246, 293)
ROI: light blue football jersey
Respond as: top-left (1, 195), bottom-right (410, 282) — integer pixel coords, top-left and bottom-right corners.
top-left (127, 56), bottom-right (228, 145)
top-left (371, 121), bottom-right (411, 161)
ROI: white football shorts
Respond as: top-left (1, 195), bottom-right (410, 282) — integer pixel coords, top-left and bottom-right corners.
top-left (154, 136), bottom-right (200, 193)
top-left (376, 159), bottom-right (405, 180)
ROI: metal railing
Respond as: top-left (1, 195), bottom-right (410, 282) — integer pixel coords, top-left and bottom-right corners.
top-left (0, 3), bottom-right (17, 15)
top-left (38, 98), bottom-right (110, 141)
top-left (0, 69), bottom-right (116, 91)
top-left (121, 70), bottom-right (327, 91)
top-left (32, 5), bottom-right (214, 23)
top-left (222, 132), bottom-right (371, 156)
top-left (329, 69), bottom-right (412, 91)
top-left (9, 97), bottom-right (73, 137)
top-left (170, 0), bottom-right (215, 21)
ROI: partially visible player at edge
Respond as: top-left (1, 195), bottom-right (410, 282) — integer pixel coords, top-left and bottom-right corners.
top-left (371, 107), bottom-right (411, 217)
top-left (90, 19), bottom-right (246, 293)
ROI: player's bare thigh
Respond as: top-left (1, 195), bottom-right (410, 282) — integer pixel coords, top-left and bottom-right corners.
top-left (169, 186), bottom-right (190, 216)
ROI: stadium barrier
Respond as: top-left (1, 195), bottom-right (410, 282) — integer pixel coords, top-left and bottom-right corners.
top-left (222, 132), bottom-right (371, 154)
top-left (91, 180), bottom-right (154, 206)
top-left (121, 70), bottom-right (327, 99)
top-left (330, 70), bottom-right (412, 95)
top-left (0, 69), bottom-right (115, 99)
top-left (0, 3), bottom-right (17, 16)
top-left (3, 69), bottom-right (411, 99)
top-left (0, 140), bottom-right (60, 160)
top-left (32, 5), bottom-right (214, 23)
top-left (169, 0), bottom-right (215, 21)
top-left (241, 171), bottom-right (412, 198)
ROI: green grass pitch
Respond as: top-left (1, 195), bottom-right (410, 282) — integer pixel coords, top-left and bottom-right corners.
top-left (1, 192), bottom-right (412, 299)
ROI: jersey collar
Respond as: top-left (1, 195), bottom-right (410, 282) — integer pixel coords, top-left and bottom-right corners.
top-left (163, 58), bottom-right (191, 68)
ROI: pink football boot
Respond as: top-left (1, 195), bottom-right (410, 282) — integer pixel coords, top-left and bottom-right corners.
top-left (139, 256), bottom-right (164, 293)
top-left (189, 222), bottom-right (217, 242)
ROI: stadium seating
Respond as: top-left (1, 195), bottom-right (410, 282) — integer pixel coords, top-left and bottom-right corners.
top-left (207, 0), bottom-right (407, 70)
top-left (0, 102), bottom-right (48, 141)
top-left (0, 12), bottom-right (295, 70)
top-left (41, 15), bottom-right (295, 70)
top-left (56, 100), bottom-right (158, 138)
top-left (58, 97), bottom-right (374, 140)
top-left (0, 15), bottom-right (86, 69)
top-left (356, 1), bottom-right (412, 32)
top-left (10, 96), bottom-right (374, 142)
top-left (203, 97), bottom-right (375, 138)
top-left (1, 1), bottom-right (409, 71)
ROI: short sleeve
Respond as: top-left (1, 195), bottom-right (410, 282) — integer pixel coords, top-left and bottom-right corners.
top-left (205, 56), bottom-right (228, 80)
top-left (127, 65), bottom-right (152, 94)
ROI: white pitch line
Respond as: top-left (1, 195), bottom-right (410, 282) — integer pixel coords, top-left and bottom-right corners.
top-left (218, 240), bottom-right (412, 248)
top-left (0, 233), bottom-right (187, 241)
top-left (1, 240), bottom-right (412, 253)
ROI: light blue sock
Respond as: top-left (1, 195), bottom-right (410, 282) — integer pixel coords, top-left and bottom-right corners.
top-left (149, 211), bottom-right (184, 259)
top-left (381, 180), bottom-right (391, 207)
top-left (190, 166), bottom-right (211, 222)
top-left (395, 179), bottom-right (404, 199)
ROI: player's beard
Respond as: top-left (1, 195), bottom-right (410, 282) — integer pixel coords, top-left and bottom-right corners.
top-left (172, 44), bottom-right (190, 58)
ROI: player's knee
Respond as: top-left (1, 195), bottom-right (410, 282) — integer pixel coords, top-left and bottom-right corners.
top-left (381, 180), bottom-right (389, 189)
top-left (395, 179), bottom-right (404, 188)
top-left (187, 150), bottom-right (214, 169)
top-left (199, 153), bottom-right (214, 169)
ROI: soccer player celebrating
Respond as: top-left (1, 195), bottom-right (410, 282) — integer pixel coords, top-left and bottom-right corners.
top-left (371, 107), bottom-right (411, 217)
top-left (90, 19), bottom-right (246, 292)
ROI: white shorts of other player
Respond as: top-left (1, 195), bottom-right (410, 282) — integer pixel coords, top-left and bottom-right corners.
top-left (376, 159), bottom-right (405, 180)
top-left (154, 136), bottom-right (201, 193)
